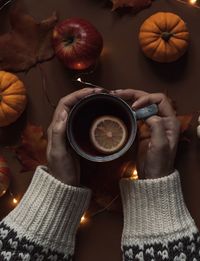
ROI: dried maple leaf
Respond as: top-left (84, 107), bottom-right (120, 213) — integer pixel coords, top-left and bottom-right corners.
top-left (0, 10), bottom-right (58, 72)
top-left (111, 0), bottom-right (152, 11)
top-left (13, 124), bottom-right (47, 172)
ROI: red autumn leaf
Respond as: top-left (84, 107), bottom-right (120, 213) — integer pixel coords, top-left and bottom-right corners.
top-left (111, 0), bottom-right (152, 11)
top-left (13, 124), bottom-right (47, 172)
top-left (0, 9), bottom-right (58, 72)
top-left (177, 115), bottom-right (193, 133)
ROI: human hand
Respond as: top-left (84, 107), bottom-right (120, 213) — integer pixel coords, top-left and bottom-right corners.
top-left (47, 88), bottom-right (103, 186)
top-left (110, 89), bottom-right (180, 179)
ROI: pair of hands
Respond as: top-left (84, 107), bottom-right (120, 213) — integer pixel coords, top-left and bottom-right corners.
top-left (47, 88), bottom-right (180, 186)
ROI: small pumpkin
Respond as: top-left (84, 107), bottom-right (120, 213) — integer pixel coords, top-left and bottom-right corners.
top-left (0, 71), bottom-right (27, 127)
top-left (0, 156), bottom-right (10, 197)
top-left (139, 12), bottom-right (190, 63)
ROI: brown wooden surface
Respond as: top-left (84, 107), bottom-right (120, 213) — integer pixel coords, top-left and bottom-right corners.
top-left (0, 1), bottom-right (200, 260)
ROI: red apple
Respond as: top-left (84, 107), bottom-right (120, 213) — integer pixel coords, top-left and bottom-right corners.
top-left (52, 18), bottom-right (103, 70)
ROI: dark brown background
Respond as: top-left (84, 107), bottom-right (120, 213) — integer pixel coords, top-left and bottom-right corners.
top-left (0, 0), bottom-right (200, 260)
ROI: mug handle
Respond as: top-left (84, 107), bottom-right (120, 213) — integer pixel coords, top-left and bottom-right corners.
top-left (135, 104), bottom-right (158, 120)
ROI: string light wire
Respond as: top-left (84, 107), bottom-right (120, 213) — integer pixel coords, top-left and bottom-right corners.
top-left (0, 0), bottom-right (14, 11)
top-left (80, 169), bottom-right (138, 224)
top-left (80, 195), bottom-right (119, 224)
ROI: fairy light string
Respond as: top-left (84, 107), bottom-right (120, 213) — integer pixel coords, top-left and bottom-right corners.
top-left (176, 0), bottom-right (200, 8)
top-left (9, 190), bottom-right (19, 206)
top-left (80, 167), bottom-right (138, 224)
top-left (74, 77), bottom-right (104, 89)
top-left (80, 195), bottom-right (119, 225)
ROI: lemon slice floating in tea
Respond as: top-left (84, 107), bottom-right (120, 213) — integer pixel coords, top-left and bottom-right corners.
top-left (90, 115), bottom-right (128, 154)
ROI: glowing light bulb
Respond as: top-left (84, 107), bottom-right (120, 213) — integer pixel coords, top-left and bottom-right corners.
top-left (130, 169), bottom-right (138, 180)
top-left (2, 190), bottom-right (6, 196)
top-left (12, 198), bottom-right (18, 205)
top-left (77, 77), bottom-right (82, 82)
top-left (75, 63), bottom-right (85, 70)
top-left (80, 214), bottom-right (87, 224)
top-left (189, 0), bottom-right (197, 4)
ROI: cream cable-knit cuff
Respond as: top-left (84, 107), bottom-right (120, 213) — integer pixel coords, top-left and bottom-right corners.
top-left (120, 171), bottom-right (198, 246)
top-left (3, 166), bottom-right (91, 255)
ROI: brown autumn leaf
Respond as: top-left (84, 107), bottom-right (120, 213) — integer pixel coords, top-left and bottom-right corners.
top-left (0, 10), bottom-right (58, 72)
top-left (111, 0), bottom-right (152, 11)
top-left (14, 124), bottom-right (47, 172)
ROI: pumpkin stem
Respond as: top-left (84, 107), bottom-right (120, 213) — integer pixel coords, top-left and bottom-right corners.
top-left (161, 32), bottom-right (173, 41)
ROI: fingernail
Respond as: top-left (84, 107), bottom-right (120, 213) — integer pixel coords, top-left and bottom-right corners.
top-left (110, 90), bottom-right (116, 94)
top-left (94, 88), bottom-right (110, 94)
top-left (132, 101), bottom-right (138, 108)
top-left (95, 88), bottom-right (103, 91)
top-left (110, 89), bottom-right (123, 94)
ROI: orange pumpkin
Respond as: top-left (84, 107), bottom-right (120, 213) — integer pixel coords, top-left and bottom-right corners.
top-left (0, 156), bottom-right (10, 197)
top-left (139, 12), bottom-right (190, 63)
top-left (0, 71), bottom-right (27, 127)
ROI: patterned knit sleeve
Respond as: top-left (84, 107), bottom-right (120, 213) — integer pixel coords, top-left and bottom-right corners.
top-left (0, 166), bottom-right (91, 261)
top-left (120, 171), bottom-right (200, 261)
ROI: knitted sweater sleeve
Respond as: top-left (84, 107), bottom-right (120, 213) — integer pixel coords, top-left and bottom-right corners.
top-left (0, 166), bottom-right (91, 261)
top-left (120, 171), bottom-right (200, 261)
